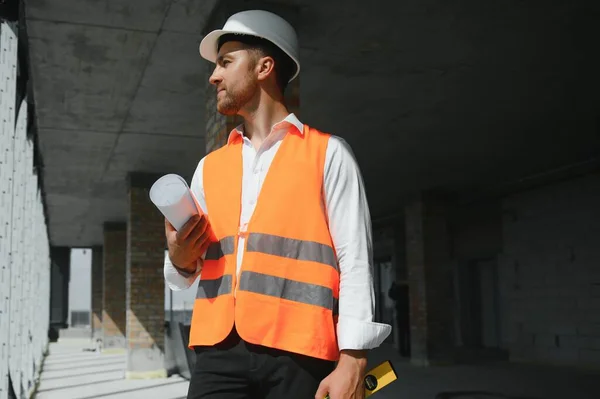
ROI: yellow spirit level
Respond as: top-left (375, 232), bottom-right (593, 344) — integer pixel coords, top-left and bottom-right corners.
top-left (324, 360), bottom-right (397, 398)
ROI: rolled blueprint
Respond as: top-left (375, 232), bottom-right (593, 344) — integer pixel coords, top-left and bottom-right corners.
top-left (149, 174), bottom-right (199, 231)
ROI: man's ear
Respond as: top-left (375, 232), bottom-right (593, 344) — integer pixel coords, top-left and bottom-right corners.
top-left (256, 55), bottom-right (275, 82)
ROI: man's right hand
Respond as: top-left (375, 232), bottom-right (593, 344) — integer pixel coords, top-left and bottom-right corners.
top-left (165, 214), bottom-right (211, 274)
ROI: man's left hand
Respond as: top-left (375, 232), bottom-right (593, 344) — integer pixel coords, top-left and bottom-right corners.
top-left (315, 350), bottom-right (367, 399)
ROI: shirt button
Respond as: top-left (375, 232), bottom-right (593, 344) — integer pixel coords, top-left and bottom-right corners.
top-left (249, 198), bottom-right (256, 205)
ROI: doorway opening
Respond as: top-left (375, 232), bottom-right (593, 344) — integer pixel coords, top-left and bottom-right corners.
top-left (457, 258), bottom-right (507, 361)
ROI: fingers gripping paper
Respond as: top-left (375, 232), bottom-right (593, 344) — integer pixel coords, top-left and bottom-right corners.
top-left (149, 174), bottom-right (200, 230)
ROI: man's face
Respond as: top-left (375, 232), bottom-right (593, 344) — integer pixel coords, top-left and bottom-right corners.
top-left (210, 41), bottom-right (259, 115)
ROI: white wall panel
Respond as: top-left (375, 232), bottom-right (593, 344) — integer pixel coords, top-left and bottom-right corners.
top-left (0, 23), bottom-right (17, 399)
top-left (9, 95), bottom-right (26, 399)
top-left (0, 22), bottom-right (18, 399)
top-left (0, 21), bottom-right (51, 399)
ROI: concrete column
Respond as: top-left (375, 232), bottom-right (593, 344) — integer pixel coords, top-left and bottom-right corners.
top-left (102, 223), bottom-right (127, 351)
top-left (202, 1), bottom-right (300, 154)
top-left (91, 246), bottom-right (103, 340)
top-left (405, 192), bottom-right (455, 366)
top-left (126, 172), bottom-right (166, 379)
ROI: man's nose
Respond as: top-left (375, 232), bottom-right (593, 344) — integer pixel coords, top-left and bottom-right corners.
top-left (209, 67), bottom-right (221, 86)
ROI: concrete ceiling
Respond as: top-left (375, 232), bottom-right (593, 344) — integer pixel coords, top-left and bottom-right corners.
top-left (26, 0), bottom-right (600, 247)
top-left (27, 0), bottom-right (218, 246)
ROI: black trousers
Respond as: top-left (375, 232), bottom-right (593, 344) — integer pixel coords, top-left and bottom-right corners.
top-left (187, 326), bottom-right (335, 399)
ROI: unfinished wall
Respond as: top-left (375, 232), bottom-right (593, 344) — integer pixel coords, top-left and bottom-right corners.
top-left (451, 200), bottom-right (504, 352)
top-left (499, 172), bottom-right (600, 367)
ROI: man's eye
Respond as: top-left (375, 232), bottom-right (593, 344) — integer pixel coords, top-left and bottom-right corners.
top-left (223, 60), bottom-right (230, 66)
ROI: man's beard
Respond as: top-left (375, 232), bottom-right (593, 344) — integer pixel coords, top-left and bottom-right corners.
top-left (217, 80), bottom-right (257, 115)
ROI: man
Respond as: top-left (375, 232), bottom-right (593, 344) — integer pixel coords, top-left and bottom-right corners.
top-left (163, 9), bottom-right (391, 399)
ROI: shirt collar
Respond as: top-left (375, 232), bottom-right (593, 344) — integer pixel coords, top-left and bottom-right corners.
top-left (227, 113), bottom-right (304, 145)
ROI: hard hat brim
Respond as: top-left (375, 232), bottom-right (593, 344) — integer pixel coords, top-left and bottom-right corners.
top-left (199, 29), bottom-right (230, 65)
top-left (199, 30), bottom-right (300, 82)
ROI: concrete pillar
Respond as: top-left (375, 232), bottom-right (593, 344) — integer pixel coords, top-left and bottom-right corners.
top-left (405, 192), bottom-right (455, 366)
top-left (102, 223), bottom-right (127, 351)
top-left (202, 0), bottom-right (300, 154)
top-left (126, 172), bottom-right (166, 379)
top-left (91, 246), bottom-right (103, 340)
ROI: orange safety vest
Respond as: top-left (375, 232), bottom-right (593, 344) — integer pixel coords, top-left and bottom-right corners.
top-left (188, 124), bottom-right (340, 361)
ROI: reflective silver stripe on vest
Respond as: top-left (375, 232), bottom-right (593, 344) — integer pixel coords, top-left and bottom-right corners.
top-left (246, 233), bottom-right (337, 270)
top-left (196, 275), bottom-right (232, 299)
top-left (239, 271), bottom-right (334, 310)
top-left (205, 236), bottom-right (235, 260)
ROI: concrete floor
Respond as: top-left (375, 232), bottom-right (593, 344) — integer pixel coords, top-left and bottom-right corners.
top-left (34, 334), bottom-right (600, 399)
top-left (35, 338), bottom-right (188, 399)
top-left (368, 350), bottom-right (600, 399)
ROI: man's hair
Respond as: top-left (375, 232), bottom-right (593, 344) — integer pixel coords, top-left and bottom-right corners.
top-left (217, 33), bottom-right (295, 93)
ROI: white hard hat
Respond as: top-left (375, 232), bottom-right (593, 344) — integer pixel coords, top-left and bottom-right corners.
top-left (199, 10), bottom-right (300, 82)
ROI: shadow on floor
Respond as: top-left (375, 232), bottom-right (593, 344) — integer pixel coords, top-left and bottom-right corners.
top-left (36, 378), bottom-right (124, 393)
top-left (77, 380), bottom-right (187, 399)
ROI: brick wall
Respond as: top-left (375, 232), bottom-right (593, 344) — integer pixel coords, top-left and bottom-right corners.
top-left (126, 173), bottom-right (166, 377)
top-left (499, 172), bottom-right (600, 367)
top-left (103, 223), bottom-right (126, 350)
top-left (91, 246), bottom-right (103, 338)
top-left (405, 193), bottom-right (455, 365)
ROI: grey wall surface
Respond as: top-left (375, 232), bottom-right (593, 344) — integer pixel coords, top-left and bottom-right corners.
top-left (499, 172), bottom-right (600, 367)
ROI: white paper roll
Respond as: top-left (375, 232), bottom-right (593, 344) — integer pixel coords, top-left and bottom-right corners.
top-left (149, 174), bottom-right (199, 231)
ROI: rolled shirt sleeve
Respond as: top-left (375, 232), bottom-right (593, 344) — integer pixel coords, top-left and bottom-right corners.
top-left (323, 136), bottom-right (392, 350)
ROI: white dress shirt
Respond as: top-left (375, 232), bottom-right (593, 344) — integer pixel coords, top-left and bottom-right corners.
top-left (164, 113), bottom-right (391, 351)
